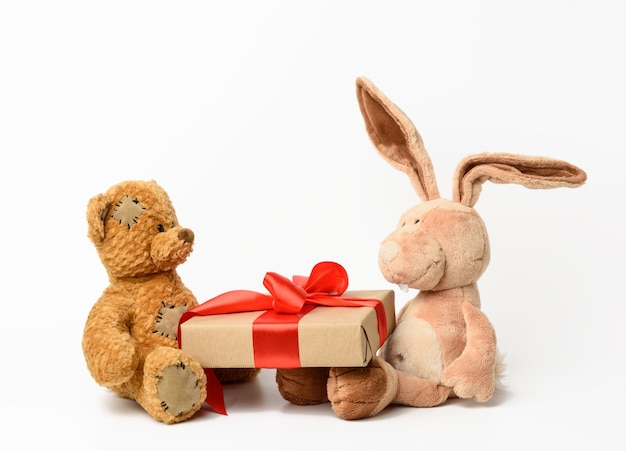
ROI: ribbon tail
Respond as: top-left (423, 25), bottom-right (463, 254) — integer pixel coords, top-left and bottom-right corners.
top-left (204, 368), bottom-right (227, 415)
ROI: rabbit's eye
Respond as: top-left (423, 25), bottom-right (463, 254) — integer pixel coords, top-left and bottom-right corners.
top-left (400, 219), bottom-right (420, 228)
top-left (157, 224), bottom-right (165, 233)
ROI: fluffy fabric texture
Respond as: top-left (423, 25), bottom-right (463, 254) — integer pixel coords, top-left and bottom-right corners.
top-left (378, 198), bottom-right (490, 292)
top-left (276, 368), bottom-right (330, 405)
top-left (83, 180), bottom-right (258, 424)
top-left (453, 153), bottom-right (588, 207)
top-left (328, 357), bottom-right (398, 420)
top-left (276, 77), bottom-right (587, 421)
top-left (356, 77), bottom-right (440, 202)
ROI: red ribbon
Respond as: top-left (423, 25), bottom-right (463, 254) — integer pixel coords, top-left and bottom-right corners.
top-left (177, 261), bottom-right (388, 414)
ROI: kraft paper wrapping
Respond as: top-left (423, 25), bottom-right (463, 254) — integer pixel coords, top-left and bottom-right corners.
top-left (180, 289), bottom-right (395, 368)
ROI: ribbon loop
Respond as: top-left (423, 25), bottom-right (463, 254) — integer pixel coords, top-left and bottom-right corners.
top-left (301, 261), bottom-right (349, 295)
top-left (263, 271), bottom-right (308, 313)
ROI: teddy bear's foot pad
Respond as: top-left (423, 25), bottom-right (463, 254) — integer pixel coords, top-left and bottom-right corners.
top-left (142, 347), bottom-right (207, 423)
top-left (157, 362), bottom-right (203, 417)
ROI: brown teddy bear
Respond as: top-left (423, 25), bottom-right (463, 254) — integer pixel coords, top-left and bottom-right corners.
top-left (82, 180), bottom-right (258, 424)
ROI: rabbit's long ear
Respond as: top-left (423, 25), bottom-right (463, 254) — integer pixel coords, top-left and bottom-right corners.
top-left (453, 153), bottom-right (587, 207)
top-left (356, 77), bottom-right (440, 201)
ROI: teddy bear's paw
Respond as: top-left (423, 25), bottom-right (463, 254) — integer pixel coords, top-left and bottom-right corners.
top-left (82, 326), bottom-right (139, 387)
top-left (156, 361), bottom-right (205, 420)
top-left (142, 347), bottom-right (207, 424)
top-left (327, 357), bottom-right (398, 420)
top-left (276, 367), bottom-right (330, 405)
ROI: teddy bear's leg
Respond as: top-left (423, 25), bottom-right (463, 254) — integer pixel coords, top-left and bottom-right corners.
top-left (138, 346), bottom-right (207, 424)
top-left (327, 357), bottom-right (398, 420)
top-left (276, 367), bottom-right (330, 405)
top-left (213, 368), bottom-right (261, 384)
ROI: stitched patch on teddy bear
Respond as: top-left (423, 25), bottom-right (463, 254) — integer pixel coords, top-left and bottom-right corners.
top-left (112, 195), bottom-right (146, 229)
top-left (154, 302), bottom-right (188, 340)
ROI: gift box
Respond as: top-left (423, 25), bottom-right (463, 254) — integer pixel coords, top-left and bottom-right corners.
top-left (178, 262), bottom-right (396, 369)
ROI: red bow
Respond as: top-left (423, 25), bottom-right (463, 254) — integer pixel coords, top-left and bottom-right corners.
top-left (178, 261), bottom-right (388, 415)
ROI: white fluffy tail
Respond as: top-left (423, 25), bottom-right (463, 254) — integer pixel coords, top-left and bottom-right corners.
top-left (494, 350), bottom-right (507, 391)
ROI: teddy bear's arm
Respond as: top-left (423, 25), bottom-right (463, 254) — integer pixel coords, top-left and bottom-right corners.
top-left (82, 291), bottom-right (139, 387)
top-left (441, 300), bottom-right (497, 402)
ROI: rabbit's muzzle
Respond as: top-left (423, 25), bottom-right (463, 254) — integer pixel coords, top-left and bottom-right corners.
top-left (379, 241), bottom-right (400, 263)
top-left (378, 233), bottom-right (447, 291)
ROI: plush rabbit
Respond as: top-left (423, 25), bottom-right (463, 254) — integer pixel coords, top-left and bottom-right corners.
top-left (276, 77), bottom-right (587, 420)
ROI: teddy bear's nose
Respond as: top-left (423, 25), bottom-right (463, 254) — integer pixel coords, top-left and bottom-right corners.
top-left (379, 241), bottom-right (400, 263)
top-left (178, 228), bottom-right (194, 244)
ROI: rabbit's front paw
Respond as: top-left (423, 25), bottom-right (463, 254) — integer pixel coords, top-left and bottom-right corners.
top-left (442, 363), bottom-right (495, 402)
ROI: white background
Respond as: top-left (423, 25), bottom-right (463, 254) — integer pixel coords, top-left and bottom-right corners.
top-left (2, 1), bottom-right (624, 449)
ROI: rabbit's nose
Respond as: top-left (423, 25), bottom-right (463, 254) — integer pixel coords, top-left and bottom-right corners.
top-left (380, 241), bottom-right (400, 263)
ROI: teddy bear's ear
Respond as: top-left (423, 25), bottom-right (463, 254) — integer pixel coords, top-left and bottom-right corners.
top-left (86, 193), bottom-right (111, 246)
top-left (452, 153), bottom-right (587, 207)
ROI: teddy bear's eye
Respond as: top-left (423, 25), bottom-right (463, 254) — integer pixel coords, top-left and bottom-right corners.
top-left (157, 224), bottom-right (165, 233)
top-left (414, 219), bottom-right (420, 224)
